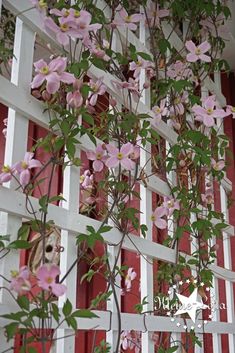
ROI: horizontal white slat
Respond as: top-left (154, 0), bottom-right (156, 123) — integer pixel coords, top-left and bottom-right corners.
top-left (0, 186), bottom-right (234, 282)
top-left (0, 304), bottom-right (234, 334)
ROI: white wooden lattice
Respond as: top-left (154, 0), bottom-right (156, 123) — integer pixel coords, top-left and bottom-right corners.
top-left (0, 1), bottom-right (235, 353)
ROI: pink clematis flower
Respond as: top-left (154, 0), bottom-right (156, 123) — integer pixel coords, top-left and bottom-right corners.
top-left (80, 170), bottom-right (94, 190)
top-left (120, 331), bottom-right (132, 350)
top-left (0, 165), bottom-right (13, 184)
top-left (186, 40), bottom-right (211, 63)
top-left (13, 152), bottom-right (42, 187)
top-left (200, 15), bottom-right (229, 39)
top-left (82, 37), bottom-right (110, 61)
top-left (75, 11), bottom-right (102, 38)
top-left (192, 96), bottom-right (228, 127)
top-left (10, 266), bottom-right (31, 295)
top-left (152, 99), bottom-right (168, 124)
top-left (170, 92), bottom-right (188, 116)
top-left (226, 105), bottom-right (235, 119)
top-left (88, 77), bottom-right (106, 106)
top-left (31, 56), bottom-right (75, 94)
top-left (30, 0), bottom-right (47, 14)
top-left (129, 145), bottom-right (140, 160)
top-left (125, 268), bottom-right (137, 291)
top-left (44, 17), bottom-right (80, 46)
top-left (163, 197), bottom-right (180, 216)
top-left (66, 80), bottom-right (83, 108)
top-left (112, 7), bottom-right (142, 31)
top-left (151, 206), bottom-right (167, 229)
top-left (167, 60), bottom-right (193, 81)
top-left (145, 1), bottom-right (169, 28)
top-left (106, 143), bottom-right (135, 170)
top-left (2, 121), bottom-right (7, 137)
top-left (112, 78), bottom-right (141, 102)
top-left (37, 264), bottom-right (66, 296)
top-left (129, 57), bottom-right (153, 79)
top-left (211, 158), bottom-right (225, 171)
top-left (201, 188), bottom-right (214, 205)
top-left (86, 144), bottom-right (107, 172)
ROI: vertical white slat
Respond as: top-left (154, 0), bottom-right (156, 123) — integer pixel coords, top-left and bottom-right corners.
top-left (106, 31), bottom-right (121, 351)
top-left (139, 13), bottom-right (154, 353)
top-left (166, 141), bottom-right (181, 352)
top-left (56, 158), bottom-right (80, 353)
top-left (0, 0), bottom-right (2, 17)
top-left (214, 71), bottom-right (235, 353)
top-left (0, 17), bottom-right (34, 349)
top-left (200, 84), bottom-right (222, 353)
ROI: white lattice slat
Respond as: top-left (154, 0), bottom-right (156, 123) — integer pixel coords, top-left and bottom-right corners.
top-left (139, 13), bottom-right (155, 353)
top-left (0, 17), bottom-right (35, 351)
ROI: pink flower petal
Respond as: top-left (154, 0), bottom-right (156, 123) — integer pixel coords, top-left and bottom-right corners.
top-left (93, 160), bottom-right (104, 172)
top-left (185, 40), bottom-right (196, 52)
top-left (105, 156), bottom-right (119, 168)
top-left (20, 169), bottom-right (30, 187)
top-left (198, 41), bottom-right (211, 53)
top-left (51, 283), bottom-right (67, 296)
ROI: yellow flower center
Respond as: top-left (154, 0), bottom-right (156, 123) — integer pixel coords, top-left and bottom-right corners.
top-left (40, 66), bottom-right (49, 75)
top-left (117, 152), bottom-right (123, 160)
top-left (125, 16), bottom-right (131, 22)
top-left (174, 97), bottom-right (180, 104)
top-left (207, 108), bottom-right (213, 115)
top-left (155, 107), bottom-right (161, 113)
top-left (2, 165), bottom-right (11, 173)
top-left (46, 277), bottom-right (53, 284)
top-left (80, 175), bottom-right (85, 183)
top-left (167, 200), bottom-right (174, 208)
top-left (60, 23), bottom-right (69, 32)
top-left (96, 153), bottom-right (102, 160)
top-left (151, 214), bottom-right (156, 221)
top-left (64, 10), bottom-right (70, 17)
top-left (126, 275), bottom-right (131, 281)
top-left (21, 161), bottom-right (28, 169)
top-left (232, 106), bottom-right (235, 112)
top-left (39, 0), bottom-right (47, 9)
top-left (74, 10), bottom-right (80, 17)
top-left (11, 270), bottom-right (19, 278)
top-left (195, 48), bottom-right (201, 55)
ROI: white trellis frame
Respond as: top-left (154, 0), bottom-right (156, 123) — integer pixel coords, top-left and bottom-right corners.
top-left (0, 1), bottom-right (235, 353)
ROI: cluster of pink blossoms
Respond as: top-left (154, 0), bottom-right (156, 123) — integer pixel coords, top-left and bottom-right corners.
top-left (0, 152), bottom-right (42, 187)
top-left (151, 197), bottom-right (180, 229)
top-left (44, 8), bottom-right (101, 46)
top-left (10, 264), bottom-right (66, 297)
top-left (86, 143), bottom-right (140, 172)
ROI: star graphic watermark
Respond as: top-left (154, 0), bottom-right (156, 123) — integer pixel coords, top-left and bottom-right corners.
top-left (174, 288), bottom-right (208, 323)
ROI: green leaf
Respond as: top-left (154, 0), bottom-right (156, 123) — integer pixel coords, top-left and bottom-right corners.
top-left (99, 225), bottom-right (112, 233)
top-left (62, 299), bottom-right (72, 317)
top-left (17, 296), bottom-right (30, 311)
top-left (7, 240), bottom-right (32, 250)
top-left (137, 51), bottom-right (152, 61)
top-left (72, 309), bottom-right (99, 318)
top-left (51, 303), bottom-right (60, 322)
top-left (166, 347), bottom-right (179, 353)
top-left (66, 316), bottom-right (77, 330)
top-left (82, 113), bottom-right (94, 126)
top-left (17, 224), bottom-right (30, 241)
top-left (5, 322), bottom-right (19, 341)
